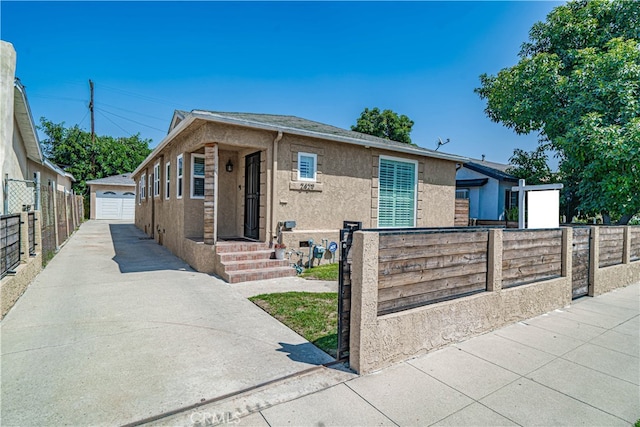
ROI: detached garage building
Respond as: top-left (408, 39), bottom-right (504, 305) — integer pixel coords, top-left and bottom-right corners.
top-left (87, 174), bottom-right (136, 220)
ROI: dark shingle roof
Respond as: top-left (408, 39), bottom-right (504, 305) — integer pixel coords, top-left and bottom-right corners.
top-left (188, 110), bottom-right (467, 161)
top-left (86, 173), bottom-right (135, 187)
top-left (464, 162), bottom-right (518, 182)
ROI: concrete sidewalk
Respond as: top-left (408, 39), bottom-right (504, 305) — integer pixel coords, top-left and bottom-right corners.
top-left (0, 221), bottom-right (350, 426)
top-left (166, 282), bottom-right (639, 426)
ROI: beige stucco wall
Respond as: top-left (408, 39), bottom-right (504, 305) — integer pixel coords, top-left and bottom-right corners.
top-left (133, 118), bottom-right (458, 273)
top-left (349, 230), bottom-right (573, 374)
top-left (588, 226), bottom-right (640, 296)
top-left (1, 41), bottom-right (18, 207)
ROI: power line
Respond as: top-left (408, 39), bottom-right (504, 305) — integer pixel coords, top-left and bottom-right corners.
top-left (98, 102), bottom-right (167, 122)
top-left (95, 109), bottom-right (133, 136)
top-left (96, 107), bottom-right (167, 133)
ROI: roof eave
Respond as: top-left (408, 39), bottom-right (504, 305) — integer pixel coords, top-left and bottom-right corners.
top-left (13, 80), bottom-right (43, 163)
top-left (189, 111), bottom-right (469, 163)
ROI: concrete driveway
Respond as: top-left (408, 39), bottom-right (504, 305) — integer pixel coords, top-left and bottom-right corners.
top-left (0, 221), bottom-right (334, 426)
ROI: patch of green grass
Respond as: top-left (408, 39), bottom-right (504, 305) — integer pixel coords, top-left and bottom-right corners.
top-left (300, 263), bottom-right (339, 281)
top-left (635, 419), bottom-right (640, 427)
top-left (249, 291), bottom-right (338, 357)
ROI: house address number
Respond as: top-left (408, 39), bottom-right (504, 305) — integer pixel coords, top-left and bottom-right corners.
top-left (289, 181), bottom-right (323, 192)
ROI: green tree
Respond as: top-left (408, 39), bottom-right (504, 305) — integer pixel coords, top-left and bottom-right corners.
top-left (475, 0), bottom-right (640, 224)
top-left (351, 107), bottom-right (415, 144)
top-left (506, 145), bottom-right (555, 186)
top-left (39, 118), bottom-right (152, 214)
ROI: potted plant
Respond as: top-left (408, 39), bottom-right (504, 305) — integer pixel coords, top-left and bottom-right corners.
top-left (274, 243), bottom-right (286, 260)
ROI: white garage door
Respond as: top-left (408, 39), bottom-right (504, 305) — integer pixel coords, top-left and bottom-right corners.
top-left (95, 191), bottom-right (136, 220)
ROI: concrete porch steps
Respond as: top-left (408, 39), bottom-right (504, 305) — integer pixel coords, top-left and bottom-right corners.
top-left (225, 266), bottom-right (297, 284)
top-left (214, 241), bottom-right (297, 283)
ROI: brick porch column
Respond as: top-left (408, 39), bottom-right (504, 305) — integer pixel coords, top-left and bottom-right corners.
top-left (204, 143), bottom-right (218, 245)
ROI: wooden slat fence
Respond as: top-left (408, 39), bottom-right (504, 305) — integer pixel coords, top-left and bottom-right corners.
top-left (502, 229), bottom-right (563, 288)
top-left (598, 227), bottom-right (624, 268)
top-left (571, 227), bottom-right (590, 298)
top-left (1, 214), bottom-right (21, 279)
top-left (454, 199), bottom-right (469, 226)
top-left (630, 227), bottom-right (640, 262)
top-left (40, 185), bottom-right (56, 261)
top-left (377, 230), bottom-right (489, 315)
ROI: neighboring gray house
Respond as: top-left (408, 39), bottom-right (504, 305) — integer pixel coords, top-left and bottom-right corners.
top-left (87, 174), bottom-right (136, 220)
top-left (456, 158), bottom-right (518, 220)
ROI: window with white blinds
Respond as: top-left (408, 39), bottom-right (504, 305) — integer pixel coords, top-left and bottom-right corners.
top-left (191, 154), bottom-right (205, 198)
top-left (378, 156), bottom-right (417, 228)
top-left (298, 152), bottom-right (317, 181)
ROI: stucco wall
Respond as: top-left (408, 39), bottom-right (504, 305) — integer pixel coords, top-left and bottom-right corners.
top-left (1, 41), bottom-right (17, 208)
top-left (349, 230), bottom-right (573, 374)
top-left (133, 118), bottom-right (458, 274)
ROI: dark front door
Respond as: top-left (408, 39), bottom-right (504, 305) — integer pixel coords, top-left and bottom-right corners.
top-left (244, 151), bottom-right (261, 239)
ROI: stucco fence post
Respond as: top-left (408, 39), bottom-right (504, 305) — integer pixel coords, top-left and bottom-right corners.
top-left (349, 231), bottom-right (379, 375)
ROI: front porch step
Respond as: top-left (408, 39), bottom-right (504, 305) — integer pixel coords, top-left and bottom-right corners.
top-left (223, 258), bottom-right (290, 272)
top-left (224, 266), bottom-right (297, 284)
top-left (215, 242), bottom-right (269, 253)
top-left (217, 249), bottom-right (276, 263)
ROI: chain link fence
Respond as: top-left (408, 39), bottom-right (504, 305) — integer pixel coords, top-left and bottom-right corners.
top-left (5, 178), bottom-right (36, 214)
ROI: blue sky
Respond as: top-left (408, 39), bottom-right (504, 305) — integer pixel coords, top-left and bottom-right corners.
top-left (2, 1), bottom-right (562, 163)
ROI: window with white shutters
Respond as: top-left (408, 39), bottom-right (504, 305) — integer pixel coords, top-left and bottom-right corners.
top-left (378, 156), bottom-right (417, 228)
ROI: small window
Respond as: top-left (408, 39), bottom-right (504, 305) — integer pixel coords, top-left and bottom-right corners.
top-left (153, 162), bottom-right (161, 197)
top-left (297, 152), bottom-right (317, 182)
top-left (191, 153), bottom-right (205, 199)
top-left (455, 189), bottom-right (469, 199)
top-left (139, 174), bottom-right (146, 202)
top-left (165, 161), bottom-right (171, 200)
top-left (177, 154), bottom-right (183, 199)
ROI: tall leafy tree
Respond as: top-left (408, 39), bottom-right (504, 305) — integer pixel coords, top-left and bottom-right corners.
top-left (506, 145), bottom-right (555, 186)
top-left (475, 0), bottom-right (640, 224)
top-left (351, 107), bottom-right (415, 144)
top-left (39, 118), bottom-right (152, 203)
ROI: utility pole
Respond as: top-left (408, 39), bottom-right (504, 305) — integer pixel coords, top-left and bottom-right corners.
top-left (89, 79), bottom-right (95, 141)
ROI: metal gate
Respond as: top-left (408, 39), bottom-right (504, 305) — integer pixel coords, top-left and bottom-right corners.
top-left (337, 221), bottom-right (361, 362)
top-left (572, 227), bottom-right (591, 298)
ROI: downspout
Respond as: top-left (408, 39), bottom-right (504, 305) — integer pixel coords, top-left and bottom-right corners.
top-left (271, 131), bottom-right (283, 244)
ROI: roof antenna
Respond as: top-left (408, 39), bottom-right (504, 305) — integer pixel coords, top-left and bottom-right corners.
top-left (435, 137), bottom-right (450, 151)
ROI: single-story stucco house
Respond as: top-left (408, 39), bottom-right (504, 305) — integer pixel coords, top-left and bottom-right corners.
top-left (132, 110), bottom-right (468, 282)
top-left (456, 158), bottom-right (518, 221)
top-left (87, 173), bottom-right (136, 220)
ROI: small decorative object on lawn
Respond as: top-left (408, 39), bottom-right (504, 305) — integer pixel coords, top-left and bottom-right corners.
top-left (274, 243), bottom-right (286, 260)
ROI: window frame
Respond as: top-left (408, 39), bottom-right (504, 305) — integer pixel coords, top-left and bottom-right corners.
top-left (139, 173), bottom-right (146, 203)
top-left (153, 162), bottom-right (161, 198)
top-left (297, 152), bottom-right (317, 182)
top-left (176, 154), bottom-right (183, 199)
top-left (165, 161), bottom-right (171, 200)
top-left (190, 153), bottom-right (205, 199)
top-left (377, 155), bottom-right (418, 228)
